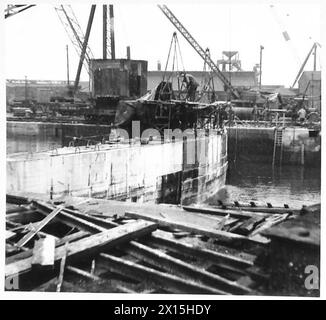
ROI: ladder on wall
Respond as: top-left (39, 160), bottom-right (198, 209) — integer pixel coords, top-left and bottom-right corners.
top-left (272, 128), bottom-right (283, 167)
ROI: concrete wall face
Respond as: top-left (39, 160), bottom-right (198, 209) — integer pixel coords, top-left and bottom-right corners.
top-left (7, 131), bottom-right (228, 205)
top-left (227, 126), bottom-right (320, 166)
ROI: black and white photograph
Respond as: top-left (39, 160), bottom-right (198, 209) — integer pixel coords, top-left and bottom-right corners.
top-left (2, 0), bottom-right (323, 299)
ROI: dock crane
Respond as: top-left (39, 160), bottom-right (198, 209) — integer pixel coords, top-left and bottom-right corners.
top-left (158, 5), bottom-right (240, 99)
top-left (4, 5), bottom-right (35, 18)
top-left (55, 5), bottom-right (96, 94)
top-left (291, 42), bottom-right (321, 89)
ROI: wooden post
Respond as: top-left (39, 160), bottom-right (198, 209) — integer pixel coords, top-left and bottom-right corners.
top-left (32, 236), bottom-right (56, 269)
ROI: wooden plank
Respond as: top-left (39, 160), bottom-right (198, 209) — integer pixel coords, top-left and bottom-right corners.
top-left (16, 206), bottom-right (64, 248)
top-left (61, 208), bottom-right (118, 229)
top-left (235, 217), bottom-right (266, 235)
top-left (262, 216), bottom-right (320, 246)
top-left (213, 202), bottom-right (296, 214)
top-left (6, 231), bottom-right (16, 240)
top-left (6, 194), bottom-right (31, 205)
top-left (251, 214), bottom-right (290, 236)
top-left (6, 220), bottom-right (157, 277)
top-left (6, 210), bottom-right (43, 224)
top-left (149, 230), bottom-right (255, 268)
top-left (32, 236), bottom-right (56, 268)
top-left (182, 205), bottom-right (271, 219)
top-left (56, 243), bottom-right (69, 292)
top-left (33, 201), bottom-right (108, 233)
top-left (66, 265), bottom-right (101, 281)
top-left (125, 211), bottom-right (269, 245)
top-left (123, 241), bottom-right (252, 294)
top-left (99, 253), bottom-right (226, 295)
top-left (6, 231), bottom-right (89, 265)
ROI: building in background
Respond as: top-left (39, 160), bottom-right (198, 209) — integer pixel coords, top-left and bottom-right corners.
top-left (298, 71), bottom-right (321, 110)
top-left (6, 79), bottom-right (90, 104)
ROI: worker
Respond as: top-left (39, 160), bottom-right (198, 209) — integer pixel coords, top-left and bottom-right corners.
top-left (180, 72), bottom-right (199, 102)
top-left (252, 103), bottom-right (259, 121)
top-left (219, 105), bottom-right (228, 127)
top-left (225, 102), bottom-right (235, 123)
top-left (297, 106), bottom-right (307, 123)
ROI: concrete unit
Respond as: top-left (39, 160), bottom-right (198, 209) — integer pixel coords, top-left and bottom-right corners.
top-left (7, 130), bottom-right (228, 206)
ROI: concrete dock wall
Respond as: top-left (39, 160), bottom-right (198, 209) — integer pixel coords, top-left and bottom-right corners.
top-left (227, 126), bottom-right (320, 166)
top-left (7, 130), bottom-right (228, 205)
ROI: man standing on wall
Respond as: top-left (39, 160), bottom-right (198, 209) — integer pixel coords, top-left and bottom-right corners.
top-left (180, 72), bottom-right (199, 102)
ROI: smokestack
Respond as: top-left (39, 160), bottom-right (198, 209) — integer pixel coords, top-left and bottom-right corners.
top-left (126, 46), bottom-right (130, 60)
top-left (157, 60), bottom-right (161, 71)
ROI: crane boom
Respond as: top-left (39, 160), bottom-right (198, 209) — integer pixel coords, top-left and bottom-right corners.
top-left (291, 42), bottom-right (318, 88)
top-left (158, 5), bottom-right (240, 99)
top-left (55, 5), bottom-right (94, 75)
top-left (4, 5), bottom-right (35, 18)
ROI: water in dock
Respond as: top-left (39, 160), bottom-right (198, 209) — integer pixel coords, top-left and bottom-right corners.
top-left (210, 160), bottom-right (320, 207)
top-left (7, 121), bottom-right (320, 208)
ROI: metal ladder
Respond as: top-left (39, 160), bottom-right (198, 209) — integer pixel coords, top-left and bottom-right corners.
top-left (272, 128), bottom-right (283, 166)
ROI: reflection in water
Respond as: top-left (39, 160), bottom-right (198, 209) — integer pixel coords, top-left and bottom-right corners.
top-left (7, 134), bottom-right (62, 154)
top-left (209, 161), bottom-right (321, 207)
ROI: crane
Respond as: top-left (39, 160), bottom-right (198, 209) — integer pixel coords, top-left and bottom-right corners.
top-left (4, 5), bottom-right (35, 18)
top-left (158, 5), bottom-right (240, 99)
top-left (291, 42), bottom-right (321, 88)
top-left (55, 5), bottom-right (95, 77)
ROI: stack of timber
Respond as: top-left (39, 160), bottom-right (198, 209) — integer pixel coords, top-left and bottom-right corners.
top-left (5, 193), bottom-right (319, 295)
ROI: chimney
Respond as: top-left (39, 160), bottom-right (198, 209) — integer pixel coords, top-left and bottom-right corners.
top-left (126, 46), bottom-right (130, 60)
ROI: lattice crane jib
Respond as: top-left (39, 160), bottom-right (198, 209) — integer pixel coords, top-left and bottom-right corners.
top-left (55, 5), bottom-right (94, 75)
top-left (158, 4), bottom-right (240, 99)
top-left (4, 5), bottom-right (35, 19)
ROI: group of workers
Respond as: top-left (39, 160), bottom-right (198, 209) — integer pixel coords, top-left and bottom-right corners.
top-left (172, 72), bottom-right (311, 125)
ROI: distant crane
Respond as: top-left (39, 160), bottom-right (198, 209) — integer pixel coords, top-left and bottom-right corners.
top-left (269, 4), bottom-right (301, 66)
top-left (4, 5), bottom-right (35, 18)
top-left (55, 5), bottom-right (95, 77)
top-left (158, 4), bottom-right (240, 99)
top-left (291, 42), bottom-right (321, 88)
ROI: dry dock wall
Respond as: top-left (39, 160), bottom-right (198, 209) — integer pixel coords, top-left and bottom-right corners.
top-left (7, 130), bottom-right (228, 205)
top-left (227, 126), bottom-right (320, 166)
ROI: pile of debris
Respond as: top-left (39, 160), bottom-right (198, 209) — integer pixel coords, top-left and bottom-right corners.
top-left (5, 193), bottom-right (318, 295)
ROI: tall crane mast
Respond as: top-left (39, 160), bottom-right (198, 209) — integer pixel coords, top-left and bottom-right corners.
top-left (158, 5), bottom-right (240, 99)
top-left (102, 4), bottom-right (115, 59)
top-left (55, 5), bottom-right (95, 76)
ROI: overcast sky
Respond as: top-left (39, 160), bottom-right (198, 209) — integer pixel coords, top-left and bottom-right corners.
top-left (1, 0), bottom-right (323, 87)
